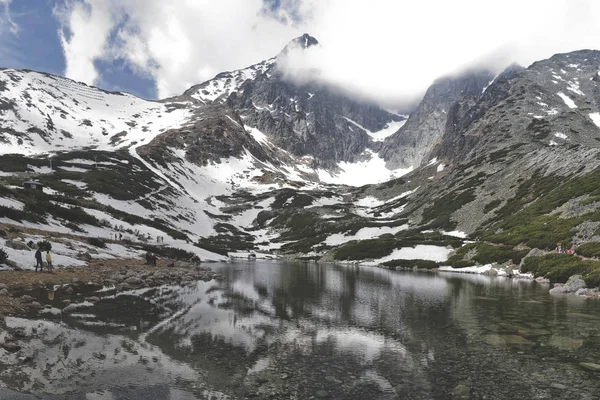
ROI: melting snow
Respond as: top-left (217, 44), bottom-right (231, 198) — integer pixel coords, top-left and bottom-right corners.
top-left (0, 69), bottom-right (193, 156)
top-left (317, 150), bottom-right (412, 186)
top-left (0, 197), bottom-right (25, 210)
top-left (589, 112), bottom-right (600, 128)
top-left (61, 179), bottom-right (87, 188)
top-left (557, 92), bottom-right (577, 109)
top-left (343, 117), bottom-right (406, 142)
top-left (567, 80), bottom-right (584, 96)
top-left (439, 264), bottom-right (497, 274)
top-left (374, 245), bottom-right (453, 263)
top-left (324, 225), bottom-right (409, 246)
top-left (442, 230), bottom-right (467, 239)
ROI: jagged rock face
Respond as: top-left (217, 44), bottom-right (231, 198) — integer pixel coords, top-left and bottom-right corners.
top-left (137, 105), bottom-right (286, 168)
top-left (392, 50), bottom-right (600, 234)
top-left (435, 50), bottom-right (600, 170)
top-left (380, 70), bottom-right (495, 169)
top-left (280, 33), bottom-right (320, 54)
top-left (186, 34), bottom-right (403, 169)
top-left (227, 73), bottom-right (399, 168)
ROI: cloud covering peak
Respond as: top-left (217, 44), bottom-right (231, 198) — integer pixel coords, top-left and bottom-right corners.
top-left (53, 0), bottom-right (600, 108)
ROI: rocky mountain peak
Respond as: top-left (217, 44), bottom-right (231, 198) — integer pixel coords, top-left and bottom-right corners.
top-left (279, 33), bottom-right (320, 57)
top-left (380, 68), bottom-right (495, 169)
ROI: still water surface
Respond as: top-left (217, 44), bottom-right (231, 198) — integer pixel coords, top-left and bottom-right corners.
top-left (4, 261), bottom-right (600, 399)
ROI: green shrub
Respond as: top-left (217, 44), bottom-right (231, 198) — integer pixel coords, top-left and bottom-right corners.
top-left (521, 253), bottom-right (600, 283)
top-left (141, 245), bottom-right (195, 260)
top-left (382, 259), bottom-right (439, 269)
top-left (87, 237), bottom-right (106, 248)
top-left (576, 242), bottom-right (600, 258)
top-left (0, 205), bottom-right (41, 223)
top-left (449, 260), bottom-right (476, 268)
top-left (446, 243), bottom-right (528, 267)
top-left (484, 215), bottom-right (578, 249)
top-left (0, 248), bottom-right (8, 263)
top-left (421, 189), bottom-right (477, 230)
top-left (64, 222), bottom-right (85, 233)
top-left (583, 269), bottom-right (600, 288)
top-left (579, 195), bottom-right (600, 206)
top-left (37, 240), bottom-right (52, 252)
top-left (484, 169), bottom-right (600, 249)
top-left (483, 199), bottom-right (502, 214)
top-left (334, 235), bottom-right (397, 261)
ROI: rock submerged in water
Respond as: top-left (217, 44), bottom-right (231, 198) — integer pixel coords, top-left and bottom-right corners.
top-left (484, 334), bottom-right (533, 346)
top-left (549, 275), bottom-right (586, 294)
top-left (548, 335), bottom-right (583, 351)
top-left (579, 362), bottom-right (600, 372)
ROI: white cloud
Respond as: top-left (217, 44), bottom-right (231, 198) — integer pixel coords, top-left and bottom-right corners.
top-left (55, 0), bottom-right (600, 107)
top-left (0, 0), bottom-right (19, 35)
top-left (54, 0), bottom-right (120, 85)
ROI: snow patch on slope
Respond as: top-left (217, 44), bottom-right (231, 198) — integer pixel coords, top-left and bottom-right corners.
top-left (318, 150), bottom-right (412, 186)
top-left (0, 69), bottom-right (192, 155)
top-left (589, 112), bottom-right (600, 128)
top-left (557, 92), bottom-right (577, 109)
top-left (324, 225), bottom-right (409, 246)
top-left (343, 117), bottom-right (407, 142)
top-left (189, 59), bottom-right (275, 103)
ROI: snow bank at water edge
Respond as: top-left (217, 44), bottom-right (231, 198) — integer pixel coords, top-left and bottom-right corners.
top-left (439, 264), bottom-right (534, 279)
top-left (228, 252), bottom-right (280, 260)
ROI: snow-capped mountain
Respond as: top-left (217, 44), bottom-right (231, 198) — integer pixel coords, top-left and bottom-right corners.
top-left (0, 69), bottom-right (192, 154)
top-left (3, 38), bottom-right (600, 267)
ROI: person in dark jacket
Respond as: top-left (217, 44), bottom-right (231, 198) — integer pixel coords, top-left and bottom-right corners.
top-left (34, 248), bottom-right (43, 272)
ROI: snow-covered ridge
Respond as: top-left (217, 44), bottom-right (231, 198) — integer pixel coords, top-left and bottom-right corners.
top-left (0, 69), bottom-right (192, 155)
top-left (187, 58), bottom-right (276, 103)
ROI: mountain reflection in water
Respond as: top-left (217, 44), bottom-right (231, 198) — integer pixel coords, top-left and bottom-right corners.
top-left (3, 261), bottom-right (600, 400)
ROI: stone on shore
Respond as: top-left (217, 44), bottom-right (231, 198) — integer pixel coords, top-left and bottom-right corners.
top-left (2, 341), bottom-right (21, 352)
top-left (125, 276), bottom-right (143, 285)
top-left (62, 304), bottom-right (78, 314)
top-left (549, 275), bottom-right (586, 294)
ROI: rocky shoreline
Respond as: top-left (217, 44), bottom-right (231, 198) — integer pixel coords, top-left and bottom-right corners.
top-left (0, 260), bottom-right (224, 319)
top-left (373, 261), bottom-right (600, 300)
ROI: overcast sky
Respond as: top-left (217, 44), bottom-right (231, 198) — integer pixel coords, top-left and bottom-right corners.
top-left (1, 0), bottom-right (600, 109)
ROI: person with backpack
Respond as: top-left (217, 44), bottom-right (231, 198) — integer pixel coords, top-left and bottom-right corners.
top-left (45, 251), bottom-right (53, 273)
top-left (34, 248), bottom-right (43, 272)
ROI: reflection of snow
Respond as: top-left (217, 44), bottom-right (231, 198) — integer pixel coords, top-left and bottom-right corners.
top-left (2, 317), bottom-right (199, 396)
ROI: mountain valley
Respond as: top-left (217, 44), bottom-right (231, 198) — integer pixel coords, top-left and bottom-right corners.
top-left (3, 36), bottom-right (600, 285)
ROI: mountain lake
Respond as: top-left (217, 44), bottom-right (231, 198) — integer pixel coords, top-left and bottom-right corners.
top-left (1, 261), bottom-right (600, 399)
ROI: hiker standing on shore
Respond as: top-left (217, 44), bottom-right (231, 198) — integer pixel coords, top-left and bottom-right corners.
top-left (34, 248), bottom-right (43, 272)
top-left (45, 251), bottom-right (53, 273)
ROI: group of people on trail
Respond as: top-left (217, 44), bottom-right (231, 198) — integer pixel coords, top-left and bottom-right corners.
top-left (145, 252), bottom-right (159, 266)
top-left (144, 252), bottom-right (175, 268)
top-left (156, 236), bottom-right (164, 244)
top-left (34, 248), bottom-right (53, 273)
top-left (110, 232), bottom-right (123, 241)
